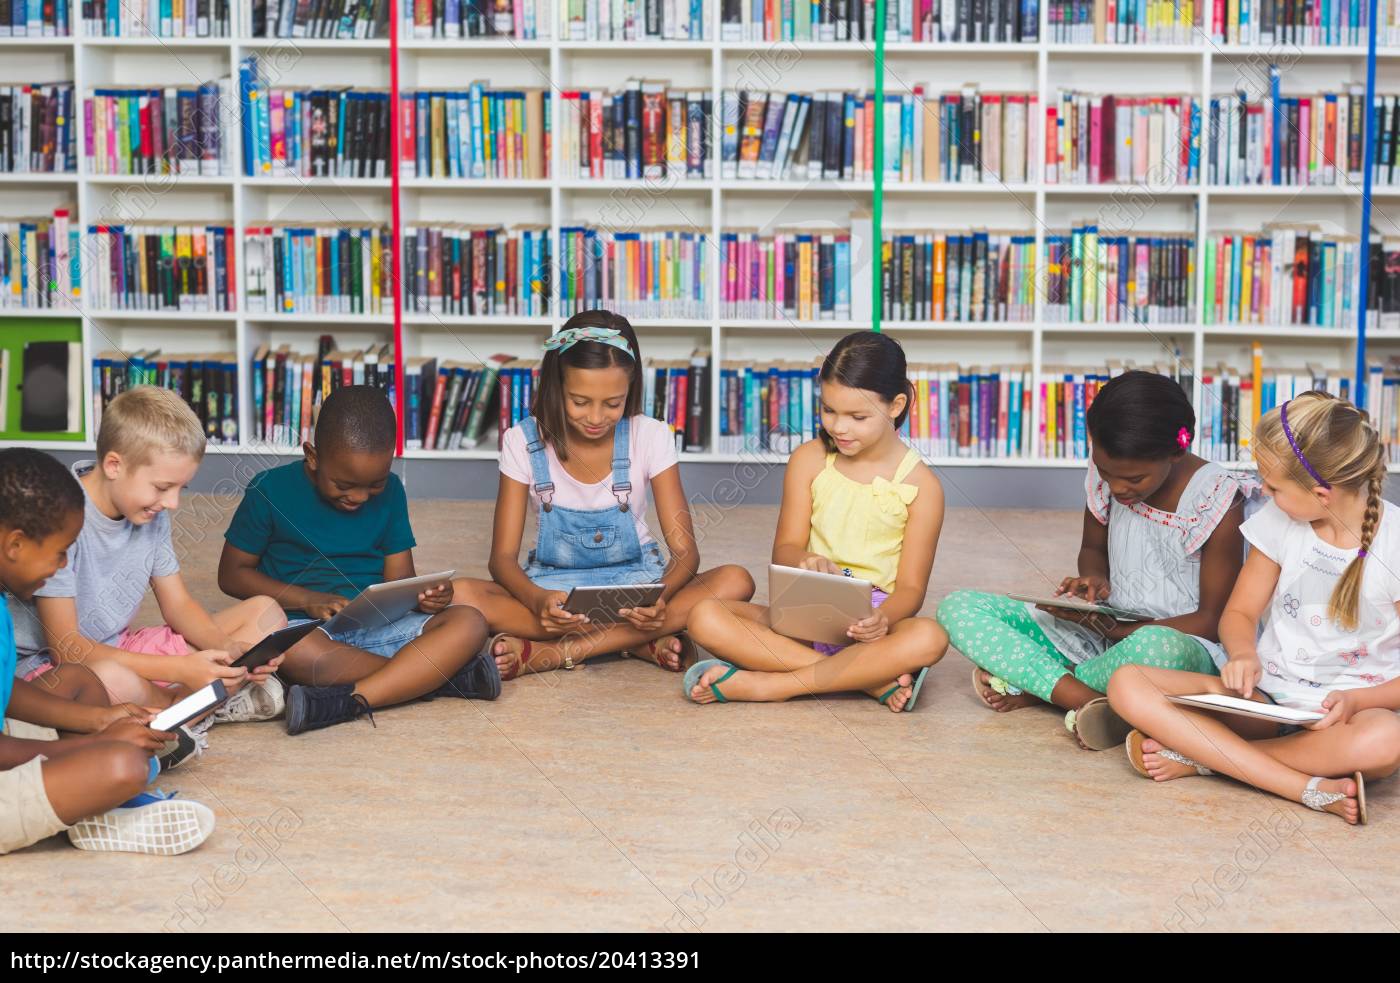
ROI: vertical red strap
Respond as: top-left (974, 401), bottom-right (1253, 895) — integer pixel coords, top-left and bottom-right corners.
top-left (389, 6), bottom-right (405, 456)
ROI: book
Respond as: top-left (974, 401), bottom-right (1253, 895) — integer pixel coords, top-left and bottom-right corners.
top-left (1049, 0), bottom-right (1192, 42)
top-left (249, 0), bottom-right (389, 36)
top-left (564, 0), bottom-right (707, 38)
top-left (1202, 226), bottom-right (1359, 329)
top-left (1046, 91), bottom-right (1198, 187)
top-left (85, 82), bottom-right (232, 177)
top-left (722, 88), bottom-right (893, 183)
top-left (1039, 361), bottom-right (1190, 460)
top-left (561, 83), bottom-right (708, 180)
top-left (1, 0), bottom-right (69, 34)
top-left (722, 227), bottom-right (854, 321)
top-left (408, 0), bottom-right (541, 37)
top-left (557, 226), bottom-right (708, 319)
top-left (1212, 83), bottom-right (1364, 186)
top-left (401, 224), bottom-right (552, 318)
top-left (0, 208), bottom-right (79, 310)
top-left (1200, 355), bottom-right (1348, 463)
top-left (243, 223), bottom-right (393, 315)
top-left (1043, 227), bottom-right (1196, 325)
top-left (402, 86), bottom-right (549, 181)
top-left (84, 0), bottom-right (230, 36)
top-left (85, 223), bottom-right (237, 312)
top-left (93, 349), bottom-right (239, 444)
top-left (0, 84), bottom-right (76, 173)
top-left (880, 228), bottom-right (1036, 323)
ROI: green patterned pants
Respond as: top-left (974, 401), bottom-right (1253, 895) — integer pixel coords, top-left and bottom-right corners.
top-left (936, 589), bottom-right (1218, 702)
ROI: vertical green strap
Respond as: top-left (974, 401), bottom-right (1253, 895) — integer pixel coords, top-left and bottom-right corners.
top-left (871, 0), bottom-right (885, 333)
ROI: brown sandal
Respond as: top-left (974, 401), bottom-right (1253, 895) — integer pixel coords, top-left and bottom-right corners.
top-left (490, 633), bottom-right (532, 681)
top-left (624, 632), bottom-right (695, 672)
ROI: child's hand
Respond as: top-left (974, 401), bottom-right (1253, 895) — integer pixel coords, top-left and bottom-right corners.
top-left (87, 702), bottom-right (156, 733)
top-left (1221, 655), bottom-right (1263, 698)
top-left (1037, 604), bottom-right (1118, 638)
top-left (178, 649), bottom-right (248, 691)
top-left (416, 582), bottom-right (453, 614)
top-left (1056, 575), bottom-right (1111, 603)
top-left (619, 599), bottom-right (666, 632)
top-left (97, 716), bottom-right (175, 753)
top-left (304, 593), bottom-right (350, 620)
top-left (1310, 690), bottom-right (1363, 730)
top-left (798, 555), bottom-right (843, 576)
top-left (248, 653), bottom-right (285, 683)
top-left (847, 610), bottom-right (890, 643)
top-left (538, 592), bottom-right (587, 634)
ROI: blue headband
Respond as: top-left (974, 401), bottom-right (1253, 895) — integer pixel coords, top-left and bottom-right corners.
top-left (543, 326), bottom-right (633, 358)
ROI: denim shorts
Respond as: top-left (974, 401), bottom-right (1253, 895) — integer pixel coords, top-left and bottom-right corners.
top-left (523, 542), bottom-right (669, 592)
top-left (289, 612), bottom-right (434, 659)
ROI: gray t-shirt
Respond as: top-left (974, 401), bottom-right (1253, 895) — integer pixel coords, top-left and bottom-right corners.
top-left (10, 460), bottom-right (179, 657)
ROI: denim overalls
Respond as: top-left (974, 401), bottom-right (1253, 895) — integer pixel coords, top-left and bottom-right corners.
top-left (519, 415), bottom-right (668, 591)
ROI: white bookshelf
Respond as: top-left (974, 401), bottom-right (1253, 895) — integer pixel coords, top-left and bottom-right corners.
top-left (1, 1), bottom-right (1395, 471)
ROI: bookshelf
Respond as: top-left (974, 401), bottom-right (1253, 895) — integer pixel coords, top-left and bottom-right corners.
top-left (1, 0), bottom-right (1396, 480)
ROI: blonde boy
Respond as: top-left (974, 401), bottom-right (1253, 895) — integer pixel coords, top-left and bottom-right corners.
top-left (9, 387), bottom-right (286, 720)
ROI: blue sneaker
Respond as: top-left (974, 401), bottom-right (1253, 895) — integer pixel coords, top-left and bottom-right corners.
top-left (67, 788), bottom-right (215, 856)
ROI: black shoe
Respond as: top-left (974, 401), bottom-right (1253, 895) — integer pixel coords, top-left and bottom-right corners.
top-left (156, 725), bottom-right (203, 772)
top-left (424, 650), bottom-right (502, 702)
top-left (285, 683), bottom-right (375, 736)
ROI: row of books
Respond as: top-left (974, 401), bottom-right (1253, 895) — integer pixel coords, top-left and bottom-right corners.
top-left (1208, 0), bottom-right (1368, 45)
top-left (408, 353), bottom-right (508, 451)
top-left (887, 87), bottom-right (1037, 185)
top-left (243, 224), bottom-right (394, 315)
top-left (720, 229), bottom-right (854, 321)
top-left (558, 226), bottom-right (707, 318)
top-left (1369, 235), bottom-right (1400, 331)
top-left (561, 85), bottom-right (708, 181)
top-left (238, 60), bottom-right (390, 179)
top-left (409, 0), bottom-right (543, 37)
top-left (1043, 229), bottom-right (1195, 325)
top-left (0, 0), bottom-right (70, 34)
top-left (248, 0), bottom-right (390, 37)
top-left (1203, 228), bottom-right (1360, 329)
top-left (1199, 355), bottom-right (1355, 463)
top-left (85, 84), bottom-right (231, 176)
top-left (722, 89), bottom-right (876, 182)
top-left (902, 364), bottom-right (1033, 458)
top-left (880, 230), bottom-right (1036, 323)
top-left (84, 224), bottom-right (237, 312)
top-left (83, 0), bottom-right (230, 35)
top-left (644, 352), bottom-right (710, 451)
top-left (0, 209), bottom-right (77, 310)
top-left (0, 84), bottom-right (74, 174)
top-left (1046, 92), bottom-right (1199, 186)
top-left (1370, 95), bottom-right (1400, 186)
top-left (1363, 358), bottom-right (1400, 462)
top-left (1046, 0), bottom-right (1194, 43)
top-left (401, 224), bottom-right (552, 317)
top-left (402, 87), bottom-right (549, 181)
top-left (721, 0), bottom-right (870, 39)
top-left (251, 337), bottom-right (396, 446)
top-left (93, 349), bottom-right (238, 444)
top-left (1038, 364), bottom-right (1189, 459)
top-left (1207, 85), bottom-right (1366, 187)
top-left (562, 0), bottom-right (707, 39)
top-left (883, 0), bottom-right (1038, 41)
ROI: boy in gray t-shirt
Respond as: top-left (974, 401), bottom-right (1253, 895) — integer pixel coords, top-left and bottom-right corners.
top-left (12, 388), bottom-right (286, 714)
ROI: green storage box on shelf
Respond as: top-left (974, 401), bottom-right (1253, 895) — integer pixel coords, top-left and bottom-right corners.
top-left (0, 318), bottom-right (86, 442)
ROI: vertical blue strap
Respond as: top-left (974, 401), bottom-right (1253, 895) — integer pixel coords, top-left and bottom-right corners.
top-left (1357, 0), bottom-right (1379, 405)
top-left (611, 415), bottom-right (632, 507)
top-left (519, 416), bottom-right (555, 505)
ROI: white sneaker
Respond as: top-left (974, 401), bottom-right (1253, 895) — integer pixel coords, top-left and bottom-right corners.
top-left (212, 675), bottom-right (286, 724)
top-left (68, 790), bottom-right (215, 855)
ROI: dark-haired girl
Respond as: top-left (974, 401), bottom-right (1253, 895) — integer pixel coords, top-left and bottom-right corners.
top-left (682, 331), bottom-right (949, 711)
top-left (939, 369), bottom-right (1256, 749)
top-left (451, 310), bottom-right (754, 677)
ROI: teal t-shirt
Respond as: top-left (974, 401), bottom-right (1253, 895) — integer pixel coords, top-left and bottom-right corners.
top-left (0, 593), bottom-right (15, 719)
top-left (224, 462), bottom-right (416, 618)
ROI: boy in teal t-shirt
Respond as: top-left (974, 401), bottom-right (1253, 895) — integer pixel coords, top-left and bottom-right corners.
top-left (0, 448), bottom-right (214, 856)
top-left (220, 386), bottom-right (497, 735)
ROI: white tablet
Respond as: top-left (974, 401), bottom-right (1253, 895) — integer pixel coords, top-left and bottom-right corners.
top-left (321, 569), bottom-right (457, 635)
top-left (150, 681), bottom-right (229, 733)
top-left (768, 564), bottom-right (874, 646)
top-left (1168, 693), bottom-right (1324, 724)
top-left (1006, 592), bottom-right (1151, 623)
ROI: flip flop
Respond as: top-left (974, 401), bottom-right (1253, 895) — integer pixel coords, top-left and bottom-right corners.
top-left (683, 658), bottom-right (738, 704)
top-left (904, 666), bottom-right (932, 711)
top-left (490, 633), bottom-right (532, 681)
top-left (1066, 697), bottom-right (1133, 751)
top-left (1357, 771), bottom-right (1368, 825)
top-left (971, 666), bottom-right (1021, 708)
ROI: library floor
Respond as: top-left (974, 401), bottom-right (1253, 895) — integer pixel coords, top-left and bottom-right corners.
top-left (7, 496), bottom-right (1400, 934)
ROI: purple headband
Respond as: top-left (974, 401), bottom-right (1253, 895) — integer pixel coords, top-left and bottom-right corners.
top-left (1279, 400), bottom-right (1330, 490)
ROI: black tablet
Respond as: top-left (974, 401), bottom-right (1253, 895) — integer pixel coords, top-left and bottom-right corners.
top-left (232, 619), bottom-right (326, 671)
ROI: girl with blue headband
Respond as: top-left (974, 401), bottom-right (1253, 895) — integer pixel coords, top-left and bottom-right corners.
top-left (452, 310), bottom-right (754, 677)
top-left (1111, 391), bottom-right (1400, 825)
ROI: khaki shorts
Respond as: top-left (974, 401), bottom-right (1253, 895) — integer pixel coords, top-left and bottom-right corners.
top-left (0, 718), bottom-right (68, 855)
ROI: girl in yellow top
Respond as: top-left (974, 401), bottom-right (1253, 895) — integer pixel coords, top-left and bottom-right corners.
top-left (684, 331), bottom-right (949, 711)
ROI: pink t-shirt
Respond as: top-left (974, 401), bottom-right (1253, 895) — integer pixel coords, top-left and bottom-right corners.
top-left (499, 414), bottom-right (679, 546)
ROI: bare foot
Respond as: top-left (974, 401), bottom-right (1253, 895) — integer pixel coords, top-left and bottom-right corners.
top-left (629, 636), bottom-right (684, 672)
top-left (973, 669), bottom-right (1042, 713)
top-left (867, 673), bottom-right (915, 712)
top-left (491, 635), bottom-right (526, 680)
top-left (1140, 737), bottom-right (1207, 782)
top-left (689, 664), bottom-right (774, 704)
top-left (1307, 776), bottom-right (1362, 825)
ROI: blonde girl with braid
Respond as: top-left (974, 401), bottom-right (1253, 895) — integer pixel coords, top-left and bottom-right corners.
top-left (1109, 392), bottom-right (1400, 825)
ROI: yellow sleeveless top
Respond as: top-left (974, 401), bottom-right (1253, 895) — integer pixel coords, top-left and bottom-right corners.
top-left (807, 448), bottom-right (921, 593)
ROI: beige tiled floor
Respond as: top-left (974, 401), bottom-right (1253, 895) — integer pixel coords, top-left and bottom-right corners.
top-left (6, 498), bottom-right (1397, 933)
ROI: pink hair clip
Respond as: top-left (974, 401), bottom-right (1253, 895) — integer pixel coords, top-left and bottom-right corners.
top-left (1176, 427), bottom-right (1191, 450)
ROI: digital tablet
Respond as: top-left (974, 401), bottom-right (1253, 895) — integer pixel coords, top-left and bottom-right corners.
top-left (563, 583), bottom-right (666, 623)
top-left (1168, 693), bottom-right (1325, 724)
top-left (150, 681), bottom-right (229, 733)
top-left (232, 619), bottom-right (326, 670)
top-left (768, 564), bottom-right (874, 646)
top-left (1006, 592), bottom-right (1151, 623)
top-left (321, 570), bottom-right (456, 635)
